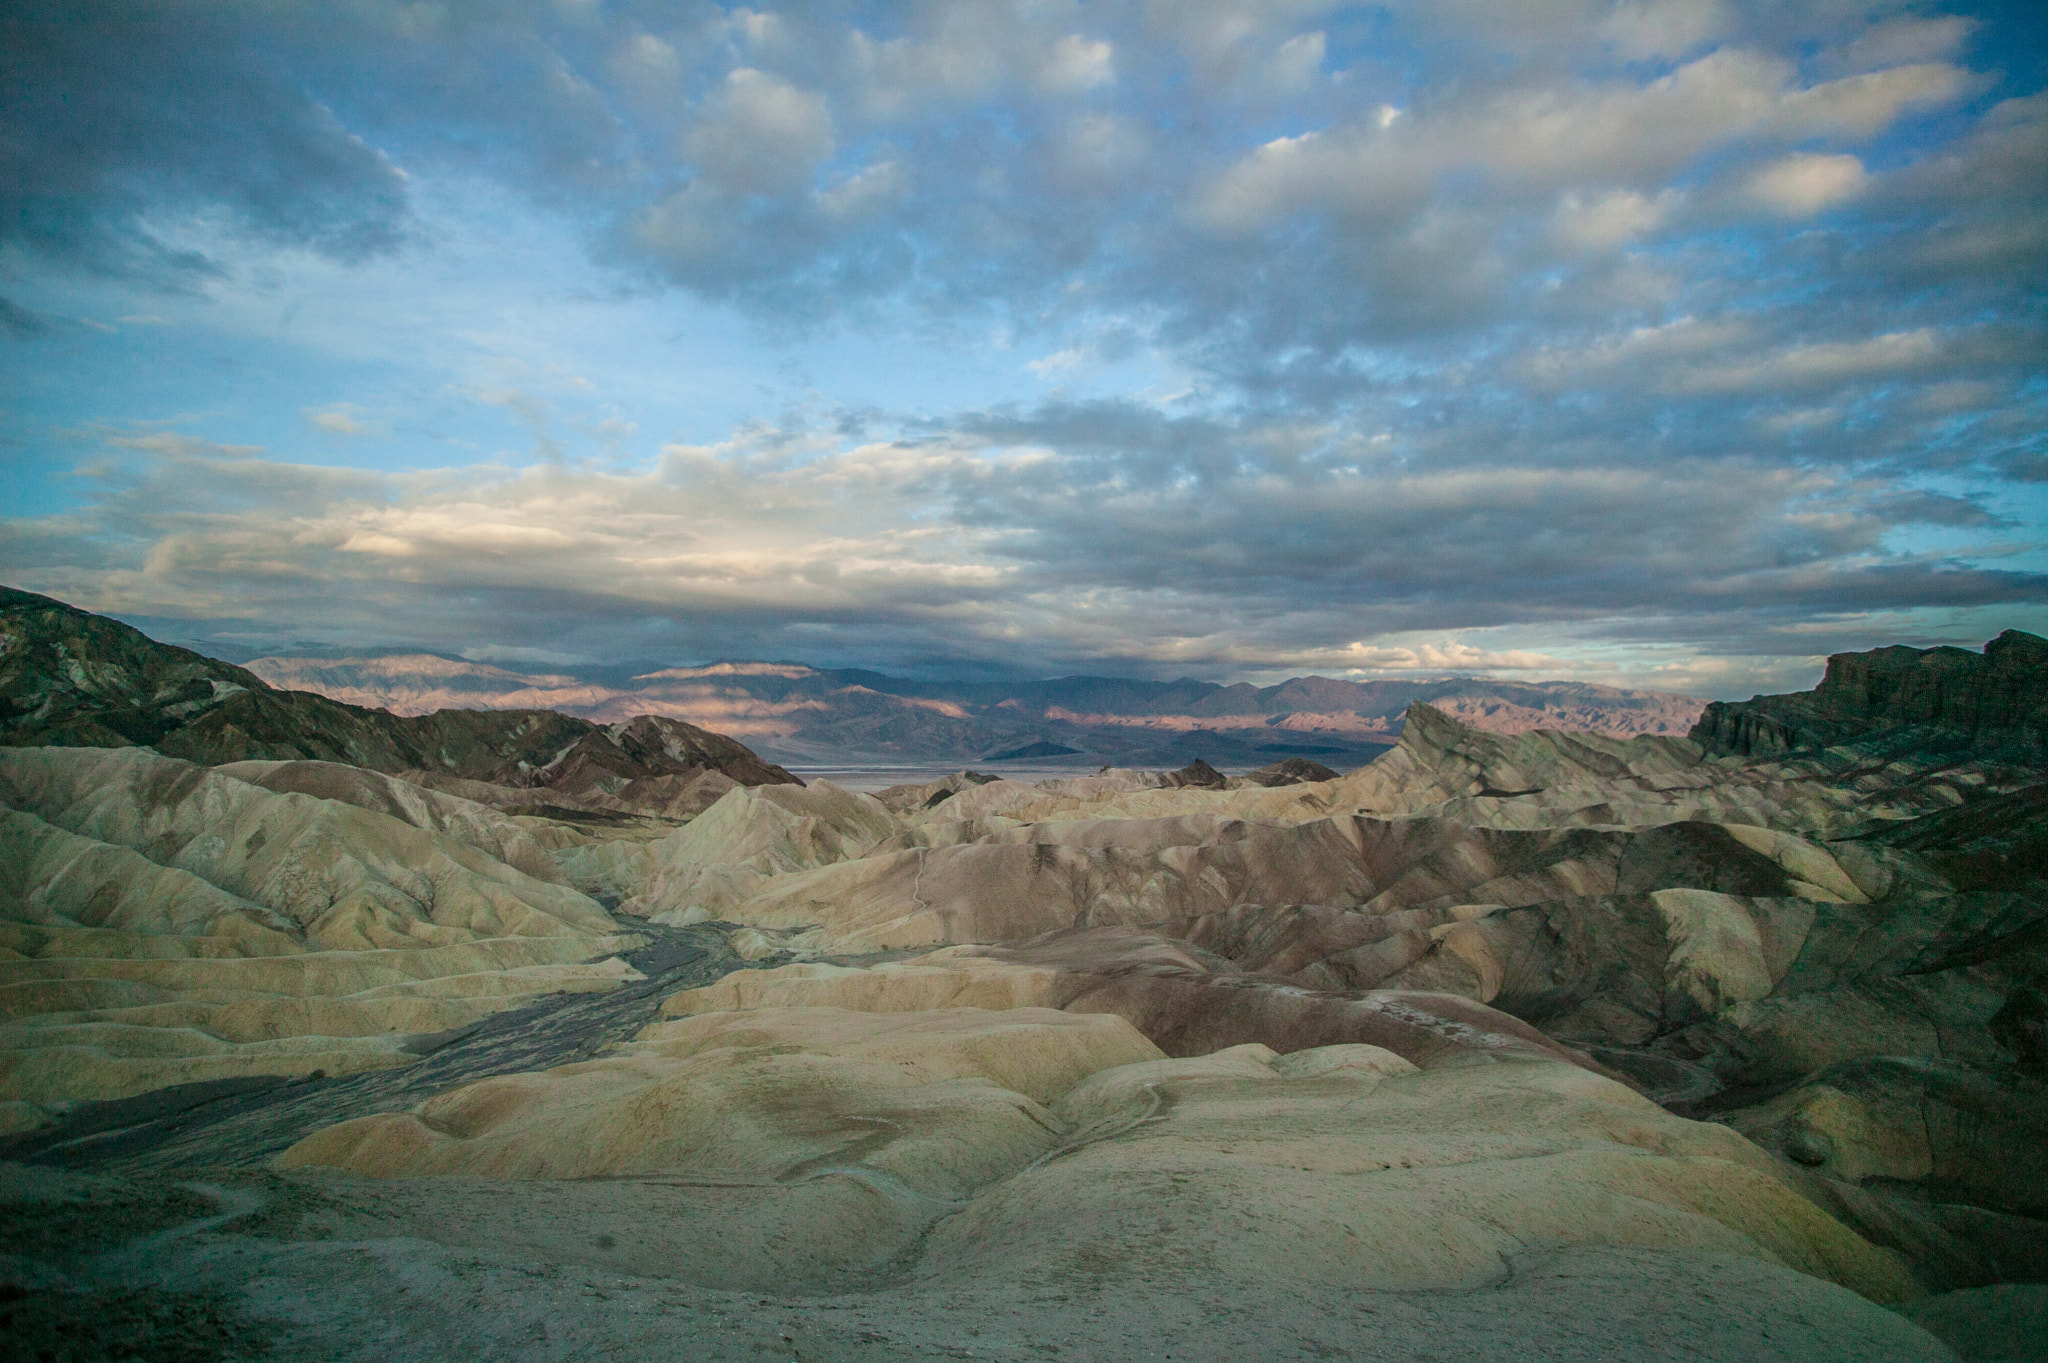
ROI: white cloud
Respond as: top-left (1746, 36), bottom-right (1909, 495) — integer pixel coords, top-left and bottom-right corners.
top-left (305, 404), bottom-right (386, 437)
top-left (1679, 329), bottom-right (1944, 394)
top-left (1820, 16), bottom-right (1976, 78)
top-left (1027, 348), bottom-right (1087, 378)
top-left (1773, 62), bottom-right (1975, 138)
top-left (684, 68), bottom-right (835, 195)
top-left (1052, 112), bottom-right (1151, 189)
top-left (1185, 639), bottom-right (1578, 672)
top-left (1552, 187), bottom-right (1679, 249)
top-left (1744, 152), bottom-right (1867, 217)
top-left (1598, 0), bottom-right (1733, 61)
top-left (11, 407), bottom-right (2038, 687)
top-left (816, 159), bottom-right (909, 222)
top-left (1198, 46), bottom-right (1974, 242)
top-left (1039, 34), bottom-right (1115, 93)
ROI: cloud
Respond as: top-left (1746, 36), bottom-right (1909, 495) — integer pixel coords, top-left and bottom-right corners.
top-left (1599, 0), bottom-right (1734, 61)
top-left (1148, 639), bottom-right (1580, 673)
top-left (0, 0), bottom-right (411, 283)
top-left (1677, 329), bottom-right (1945, 394)
top-left (1551, 188), bottom-right (1680, 249)
top-left (1744, 152), bottom-right (1868, 216)
top-left (1039, 35), bottom-right (1115, 93)
top-left (6, 413), bottom-right (2039, 690)
top-left (685, 69), bottom-right (835, 196)
top-left (306, 405), bottom-right (387, 438)
top-left (3, 1), bottom-right (2043, 692)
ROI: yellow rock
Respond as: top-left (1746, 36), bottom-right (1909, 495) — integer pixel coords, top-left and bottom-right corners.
top-left (277, 1005), bottom-right (1164, 1182)
top-left (927, 1044), bottom-right (1918, 1304)
top-left (0, 746), bottom-right (645, 1104)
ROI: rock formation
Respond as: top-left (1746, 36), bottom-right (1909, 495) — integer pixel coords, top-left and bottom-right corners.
top-left (1693, 629), bottom-right (2048, 758)
top-left (0, 745), bottom-right (641, 1107)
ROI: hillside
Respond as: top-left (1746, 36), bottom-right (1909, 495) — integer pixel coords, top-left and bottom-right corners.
top-left (0, 587), bottom-right (798, 817)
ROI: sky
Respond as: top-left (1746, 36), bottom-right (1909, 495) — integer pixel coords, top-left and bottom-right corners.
top-left (2, 0), bottom-right (2044, 699)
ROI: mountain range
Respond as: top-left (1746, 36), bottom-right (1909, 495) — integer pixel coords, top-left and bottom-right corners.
top-left (243, 652), bottom-right (1709, 767)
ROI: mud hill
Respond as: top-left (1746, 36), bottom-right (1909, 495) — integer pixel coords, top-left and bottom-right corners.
top-left (2, 605), bottom-right (2044, 1361)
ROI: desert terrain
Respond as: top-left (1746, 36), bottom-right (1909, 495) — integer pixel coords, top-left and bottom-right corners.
top-left (3, 586), bottom-right (2044, 1361)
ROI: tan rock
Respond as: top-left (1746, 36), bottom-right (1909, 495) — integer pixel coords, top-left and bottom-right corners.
top-left (277, 1005), bottom-right (1163, 1181)
top-left (630, 780), bottom-right (900, 921)
top-left (925, 1043), bottom-right (1917, 1303)
top-left (213, 759), bottom-right (567, 884)
top-left (0, 746), bottom-right (644, 1104)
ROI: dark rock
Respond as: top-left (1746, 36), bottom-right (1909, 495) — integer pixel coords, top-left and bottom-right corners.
top-left (0, 585), bottom-right (799, 806)
top-left (1991, 980), bottom-right (2048, 1074)
top-left (1242, 756), bottom-right (1342, 787)
top-left (1782, 1126), bottom-right (1833, 1167)
top-left (1163, 757), bottom-right (1228, 788)
top-left (1692, 629), bottom-right (2048, 758)
top-left (1857, 783), bottom-right (2048, 892)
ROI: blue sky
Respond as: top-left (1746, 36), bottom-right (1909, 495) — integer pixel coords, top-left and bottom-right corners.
top-left (3, 0), bottom-right (2043, 697)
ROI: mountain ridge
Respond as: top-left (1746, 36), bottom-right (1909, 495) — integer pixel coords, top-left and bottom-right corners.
top-left (0, 586), bottom-right (799, 814)
top-left (245, 651), bottom-right (1709, 767)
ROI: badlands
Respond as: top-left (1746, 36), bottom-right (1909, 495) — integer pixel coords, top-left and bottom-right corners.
top-left (2, 587), bottom-right (2045, 1361)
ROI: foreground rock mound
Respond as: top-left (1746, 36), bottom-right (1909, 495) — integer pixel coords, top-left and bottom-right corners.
top-left (280, 996), bottom-right (1913, 1308)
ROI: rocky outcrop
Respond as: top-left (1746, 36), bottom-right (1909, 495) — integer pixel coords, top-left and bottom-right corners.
top-left (627, 780), bottom-right (902, 921)
top-left (1241, 755), bottom-right (1342, 786)
top-left (0, 587), bottom-right (800, 814)
top-left (1693, 629), bottom-right (2048, 758)
top-left (212, 759), bottom-right (567, 884)
top-left (0, 586), bottom-right (266, 748)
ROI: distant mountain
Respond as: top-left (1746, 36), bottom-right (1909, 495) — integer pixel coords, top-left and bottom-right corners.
top-left (0, 587), bottom-right (798, 815)
top-left (246, 652), bottom-right (1708, 767)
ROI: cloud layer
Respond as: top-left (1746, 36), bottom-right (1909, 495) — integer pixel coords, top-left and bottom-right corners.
top-left (3, 1), bottom-right (2043, 695)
